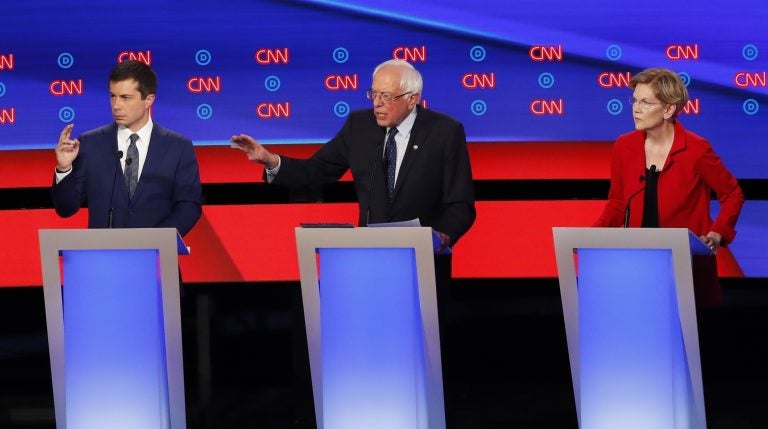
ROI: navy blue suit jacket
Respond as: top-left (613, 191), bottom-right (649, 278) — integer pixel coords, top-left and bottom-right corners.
top-left (273, 106), bottom-right (476, 245)
top-left (53, 123), bottom-right (202, 236)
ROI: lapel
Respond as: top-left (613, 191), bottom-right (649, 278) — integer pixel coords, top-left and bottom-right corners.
top-left (374, 125), bottom-right (387, 168)
top-left (634, 131), bottom-right (648, 180)
top-left (392, 106), bottom-right (428, 200)
top-left (131, 124), bottom-right (170, 201)
top-left (368, 125), bottom-right (389, 221)
top-left (100, 124), bottom-right (131, 198)
top-left (635, 120), bottom-right (687, 180)
top-left (663, 120), bottom-right (687, 173)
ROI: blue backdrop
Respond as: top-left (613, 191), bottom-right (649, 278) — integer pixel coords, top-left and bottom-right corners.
top-left (1, 0), bottom-right (766, 177)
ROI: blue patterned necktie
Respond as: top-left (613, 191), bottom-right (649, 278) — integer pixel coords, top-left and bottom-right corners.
top-left (384, 127), bottom-right (398, 202)
top-left (124, 133), bottom-right (139, 197)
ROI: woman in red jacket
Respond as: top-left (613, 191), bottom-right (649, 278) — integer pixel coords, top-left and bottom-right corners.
top-left (594, 68), bottom-right (745, 305)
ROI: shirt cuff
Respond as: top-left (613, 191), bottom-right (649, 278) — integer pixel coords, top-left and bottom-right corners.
top-left (264, 156), bottom-right (281, 183)
top-left (54, 167), bottom-right (72, 184)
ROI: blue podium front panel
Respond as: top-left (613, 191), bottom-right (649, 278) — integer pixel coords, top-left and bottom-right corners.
top-left (318, 247), bottom-right (427, 429)
top-left (62, 249), bottom-right (169, 429)
top-left (578, 248), bottom-right (692, 429)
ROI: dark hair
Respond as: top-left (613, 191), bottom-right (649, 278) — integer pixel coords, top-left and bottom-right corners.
top-left (109, 60), bottom-right (157, 99)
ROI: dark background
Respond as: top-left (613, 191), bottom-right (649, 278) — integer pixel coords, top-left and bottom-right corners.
top-left (2, 278), bottom-right (767, 428)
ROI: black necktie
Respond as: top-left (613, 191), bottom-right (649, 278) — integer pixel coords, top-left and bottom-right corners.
top-left (124, 133), bottom-right (139, 197)
top-left (384, 128), bottom-right (398, 202)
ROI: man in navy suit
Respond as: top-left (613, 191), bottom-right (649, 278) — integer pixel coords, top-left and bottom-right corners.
top-left (53, 60), bottom-right (201, 236)
top-left (230, 59), bottom-right (475, 250)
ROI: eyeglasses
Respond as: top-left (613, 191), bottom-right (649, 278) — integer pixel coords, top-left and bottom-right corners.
top-left (366, 90), bottom-right (411, 103)
top-left (629, 97), bottom-right (663, 110)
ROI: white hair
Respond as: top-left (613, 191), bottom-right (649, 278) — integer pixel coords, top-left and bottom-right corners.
top-left (372, 59), bottom-right (423, 94)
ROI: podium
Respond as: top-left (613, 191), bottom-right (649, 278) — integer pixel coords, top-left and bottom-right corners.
top-left (553, 227), bottom-right (711, 429)
top-left (295, 226), bottom-right (445, 429)
top-left (39, 228), bottom-right (189, 429)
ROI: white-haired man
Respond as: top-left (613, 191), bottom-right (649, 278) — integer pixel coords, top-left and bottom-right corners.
top-left (231, 59), bottom-right (475, 253)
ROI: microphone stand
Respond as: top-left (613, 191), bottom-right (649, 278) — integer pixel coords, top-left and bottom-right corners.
top-left (623, 165), bottom-right (656, 227)
top-left (365, 137), bottom-right (385, 226)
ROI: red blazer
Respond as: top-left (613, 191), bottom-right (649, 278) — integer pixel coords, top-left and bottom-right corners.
top-left (594, 121), bottom-right (745, 304)
top-left (595, 120), bottom-right (744, 243)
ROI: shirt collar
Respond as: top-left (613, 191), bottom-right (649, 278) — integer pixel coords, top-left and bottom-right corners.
top-left (390, 107), bottom-right (417, 137)
top-left (118, 117), bottom-right (154, 144)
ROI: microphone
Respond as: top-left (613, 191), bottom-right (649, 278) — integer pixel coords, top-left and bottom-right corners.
top-left (365, 136), bottom-right (385, 226)
top-left (623, 164), bottom-right (656, 228)
top-left (125, 156), bottom-right (133, 166)
top-left (108, 150), bottom-right (124, 228)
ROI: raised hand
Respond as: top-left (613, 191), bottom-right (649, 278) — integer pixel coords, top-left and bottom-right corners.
top-left (230, 133), bottom-right (279, 169)
top-left (55, 123), bottom-right (80, 172)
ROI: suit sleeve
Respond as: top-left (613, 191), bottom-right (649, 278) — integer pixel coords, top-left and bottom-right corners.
top-left (696, 144), bottom-right (744, 244)
top-left (271, 119), bottom-right (352, 186)
top-left (434, 121), bottom-right (476, 245)
top-left (52, 141), bottom-right (87, 218)
top-left (155, 140), bottom-right (202, 236)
